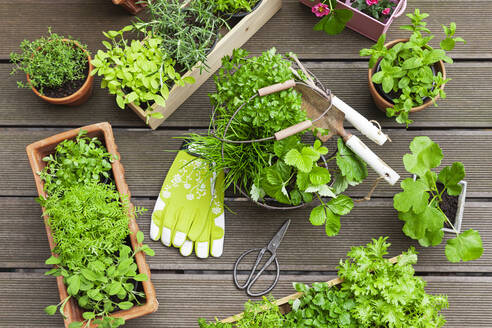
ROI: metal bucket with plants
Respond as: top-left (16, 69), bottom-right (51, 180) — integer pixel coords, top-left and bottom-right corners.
top-left (188, 48), bottom-right (399, 236)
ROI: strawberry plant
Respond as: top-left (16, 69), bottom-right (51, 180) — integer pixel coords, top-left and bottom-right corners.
top-left (91, 25), bottom-right (194, 122)
top-left (309, 0), bottom-right (354, 35)
top-left (394, 136), bottom-right (483, 262)
top-left (360, 9), bottom-right (466, 126)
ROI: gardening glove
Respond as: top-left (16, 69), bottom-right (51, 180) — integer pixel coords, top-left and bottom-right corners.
top-left (150, 150), bottom-right (225, 258)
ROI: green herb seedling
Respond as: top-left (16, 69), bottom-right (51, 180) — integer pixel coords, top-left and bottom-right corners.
top-left (393, 136), bottom-right (483, 262)
top-left (360, 9), bottom-right (465, 126)
top-left (91, 25), bottom-right (194, 123)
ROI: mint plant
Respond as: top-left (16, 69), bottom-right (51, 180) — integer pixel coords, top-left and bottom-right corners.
top-left (91, 25), bottom-right (194, 122)
top-left (10, 28), bottom-right (89, 95)
top-left (309, 0), bottom-right (353, 35)
top-left (394, 136), bottom-right (483, 262)
top-left (360, 9), bottom-right (465, 126)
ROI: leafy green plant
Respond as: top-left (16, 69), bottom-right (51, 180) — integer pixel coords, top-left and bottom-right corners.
top-left (136, 0), bottom-right (226, 72)
top-left (394, 136), bottom-right (483, 262)
top-left (211, 0), bottom-right (258, 15)
top-left (188, 48), bottom-right (369, 236)
top-left (198, 296), bottom-right (285, 328)
top-left (10, 28), bottom-right (89, 95)
top-left (285, 282), bottom-right (356, 327)
top-left (40, 130), bottom-right (113, 196)
top-left (198, 237), bottom-right (448, 328)
top-left (337, 237), bottom-right (448, 327)
top-left (360, 9), bottom-right (465, 126)
top-left (39, 132), bottom-right (153, 327)
top-left (91, 25), bottom-right (194, 122)
top-left (309, 0), bottom-right (354, 35)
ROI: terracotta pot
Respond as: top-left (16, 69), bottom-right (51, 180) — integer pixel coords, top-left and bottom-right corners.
top-left (368, 38), bottom-right (447, 114)
top-left (26, 122), bottom-right (158, 328)
top-left (26, 39), bottom-right (94, 106)
top-left (112, 0), bottom-right (147, 14)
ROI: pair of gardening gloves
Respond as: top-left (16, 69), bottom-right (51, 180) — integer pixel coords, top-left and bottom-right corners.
top-left (150, 150), bottom-right (225, 258)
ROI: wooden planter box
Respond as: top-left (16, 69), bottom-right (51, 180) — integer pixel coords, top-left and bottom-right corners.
top-left (128, 0), bottom-right (282, 129)
top-left (220, 256), bottom-right (398, 323)
top-left (299, 0), bottom-right (407, 41)
top-left (26, 122), bottom-right (158, 328)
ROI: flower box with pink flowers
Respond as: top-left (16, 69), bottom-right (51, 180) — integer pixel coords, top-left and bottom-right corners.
top-left (300, 0), bottom-right (407, 41)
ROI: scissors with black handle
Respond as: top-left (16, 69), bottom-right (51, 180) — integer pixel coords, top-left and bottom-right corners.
top-left (233, 219), bottom-right (290, 297)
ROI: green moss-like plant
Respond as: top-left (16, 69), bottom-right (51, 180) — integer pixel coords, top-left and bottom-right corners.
top-left (10, 28), bottom-right (89, 95)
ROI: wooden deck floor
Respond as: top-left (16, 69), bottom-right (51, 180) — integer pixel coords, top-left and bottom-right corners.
top-left (1, 0), bottom-right (491, 327)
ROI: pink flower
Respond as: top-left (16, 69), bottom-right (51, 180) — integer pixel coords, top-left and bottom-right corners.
top-left (382, 7), bottom-right (391, 15)
top-left (312, 3), bottom-right (330, 17)
top-left (365, 0), bottom-right (379, 6)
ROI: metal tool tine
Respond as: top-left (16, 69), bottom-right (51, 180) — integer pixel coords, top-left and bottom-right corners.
top-left (267, 219), bottom-right (291, 253)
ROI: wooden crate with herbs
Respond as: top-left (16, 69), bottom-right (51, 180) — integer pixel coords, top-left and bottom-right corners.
top-left (127, 0), bottom-right (282, 129)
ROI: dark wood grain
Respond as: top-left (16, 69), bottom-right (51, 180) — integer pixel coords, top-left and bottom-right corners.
top-left (1, 0), bottom-right (490, 59)
top-left (1, 127), bottom-right (491, 198)
top-left (2, 62), bottom-right (492, 129)
top-left (1, 272), bottom-right (490, 327)
top-left (1, 197), bottom-right (489, 272)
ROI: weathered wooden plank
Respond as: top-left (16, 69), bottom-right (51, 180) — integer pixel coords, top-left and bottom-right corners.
top-left (2, 62), bottom-right (492, 129)
top-left (1, 273), bottom-right (491, 327)
top-left (1, 1), bottom-right (491, 60)
top-left (1, 128), bottom-right (491, 197)
top-left (1, 197), bottom-right (490, 272)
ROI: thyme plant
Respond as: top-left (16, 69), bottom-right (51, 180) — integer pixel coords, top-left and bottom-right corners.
top-left (10, 28), bottom-right (89, 95)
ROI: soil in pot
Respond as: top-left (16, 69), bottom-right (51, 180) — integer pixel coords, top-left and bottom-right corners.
top-left (437, 182), bottom-right (458, 229)
top-left (41, 62), bottom-right (90, 98)
top-left (373, 59), bottom-right (437, 105)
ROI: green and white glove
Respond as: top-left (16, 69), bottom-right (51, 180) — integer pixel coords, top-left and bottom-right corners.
top-left (150, 150), bottom-right (225, 258)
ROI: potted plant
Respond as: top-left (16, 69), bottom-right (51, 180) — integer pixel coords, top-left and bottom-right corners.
top-left (393, 136), bottom-right (483, 263)
top-left (112, 0), bottom-right (147, 14)
top-left (91, 25), bottom-right (194, 123)
top-left (200, 237), bottom-right (448, 327)
top-left (26, 123), bottom-right (158, 327)
top-left (187, 48), bottom-right (382, 237)
top-left (360, 9), bottom-right (466, 126)
top-left (94, 0), bottom-right (281, 129)
top-left (299, 0), bottom-right (407, 41)
top-left (10, 28), bottom-right (94, 106)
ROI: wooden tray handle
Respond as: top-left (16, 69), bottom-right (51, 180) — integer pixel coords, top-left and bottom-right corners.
top-left (258, 80), bottom-right (296, 96)
top-left (274, 120), bottom-right (313, 140)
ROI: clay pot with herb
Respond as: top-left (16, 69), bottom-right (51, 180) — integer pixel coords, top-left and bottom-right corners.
top-left (10, 29), bottom-right (94, 106)
top-left (360, 9), bottom-right (466, 126)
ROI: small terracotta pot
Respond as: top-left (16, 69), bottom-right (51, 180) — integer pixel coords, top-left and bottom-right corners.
top-left (26, 122), bottom-right (158, 328)
top-left (26, 39), bottom-right (94, 106)
top-left (368, 38), bottom-right (447, 114)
